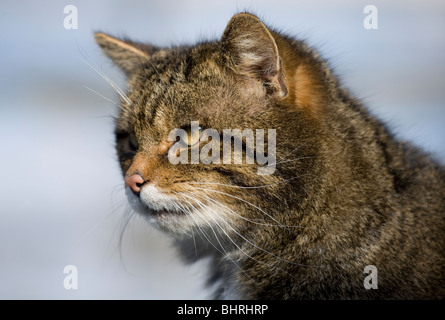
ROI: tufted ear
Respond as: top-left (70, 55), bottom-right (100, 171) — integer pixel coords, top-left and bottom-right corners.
top-left (95, 32), bottom-right (156, 76)
top-left (221, 13), bottom-right (288, 98)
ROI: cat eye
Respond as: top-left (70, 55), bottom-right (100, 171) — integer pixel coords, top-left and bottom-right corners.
top-left (180, 125), bottom-right (203, 147)
top-left (129, 133), bottom-right (139, 151)
top-left (188, 125), bottom-right (202, 146)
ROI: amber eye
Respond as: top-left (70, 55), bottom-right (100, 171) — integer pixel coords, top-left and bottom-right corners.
top-left (129, 133), bottom-right (139, 151)
top-left (188, 125), bottom-right (202, 146)
top-left (180, 124), bottom-right (202, 147)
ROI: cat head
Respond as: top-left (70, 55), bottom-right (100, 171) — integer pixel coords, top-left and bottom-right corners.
top-left (95, 13), bottom-right (329, 238)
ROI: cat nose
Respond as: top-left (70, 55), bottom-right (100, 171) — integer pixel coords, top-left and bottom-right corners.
top-left (125, 173), bottom-right (146, 195)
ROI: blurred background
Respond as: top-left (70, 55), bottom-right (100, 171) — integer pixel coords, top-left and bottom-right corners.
top-left (0, 0), bottom-right (444, 299)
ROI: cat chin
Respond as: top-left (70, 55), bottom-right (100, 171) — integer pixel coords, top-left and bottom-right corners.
top-left (124, 186), bottom-right (185, 234)
top-left (139, 184), bottom-right (180, 212)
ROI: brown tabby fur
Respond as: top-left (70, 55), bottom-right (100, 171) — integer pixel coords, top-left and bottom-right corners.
top-left (95, 12), bottom-right (445, 299)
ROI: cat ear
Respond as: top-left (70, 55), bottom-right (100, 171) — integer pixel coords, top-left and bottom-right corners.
top-left (221, 13), bottom-right (288, 98)
top-left (95, 32), bottom-right (155, 75)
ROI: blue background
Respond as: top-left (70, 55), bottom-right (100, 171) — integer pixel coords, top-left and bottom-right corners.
top-left (0, 0), bottom-right (444, 299)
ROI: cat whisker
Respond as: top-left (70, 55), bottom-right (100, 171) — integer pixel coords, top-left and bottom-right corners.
top-left (176, 201), bottom-right (201, 258)
top-left (191, 186), bottom-right (293, 233)
top-left (117, 207), bottom-right (138, 266)
top-left (100, 76), bottom-right (130, 107)
top-left (178, 192), bottom-right (264, 289)
top-left (76, 181), bottom-right (128, 245)
top-left (148, 59), bottom-right (162, 78)
top-left (83, 85), bottom-right (121, 107)
top-left (189, 176), bottom-right (300, 189)
top-left (185, 194), bottom-right (266, 290)
top-left (275, 142), bottom-right (308, 162)
top-left (197, 190), bottom-right (324, 231)
top-left (179, 192), bottom-right (232, 251)
top-left (187, 191), bottom-right (318, 269)
top-left (193, 192), bottom-right (271, 226)
top-left (267, 155), bottom-right (315, 167)
top-left (175, 200), bottom-right (202, 242)
top-left (111, 183), bottom-right (126, 199)
top-left (190, 181), bottom-right (325, 232)
top-left (190, 220), bottom-right (198, 258)
top-left (185, 191), bottom-right (312, 283)
top-left (178, 194), bottom-right (226, 255)
top-left (190, 199), bottom-right (234, 260)
top-left (74, 196), bottom-right (128, 245)
top-left (87, 114), bottom-right (119, 121)
top-left (83, 60), bottom-right (133, 108)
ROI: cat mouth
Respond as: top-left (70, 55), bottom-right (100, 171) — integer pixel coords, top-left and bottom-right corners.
top-left (147, 208), bottom-right (183, 218)
top-left (127, 185), bottom-right (227, 235)
top-left (131, 184), bottom-right (184, 219)
top-left (138, 198), bottom-right (184, 219)
top-left (126, 186), bottom-right (184, 219)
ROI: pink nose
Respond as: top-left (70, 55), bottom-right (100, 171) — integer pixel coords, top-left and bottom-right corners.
top-left (125, 173), bottom-right (145, 194)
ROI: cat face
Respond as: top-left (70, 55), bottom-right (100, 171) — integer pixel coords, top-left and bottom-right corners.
top-left (96, 13), bottom-right (323, 237)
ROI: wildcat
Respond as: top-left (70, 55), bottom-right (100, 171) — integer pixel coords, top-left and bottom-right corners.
top-left (95, 12), bottom-right (445, 299)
